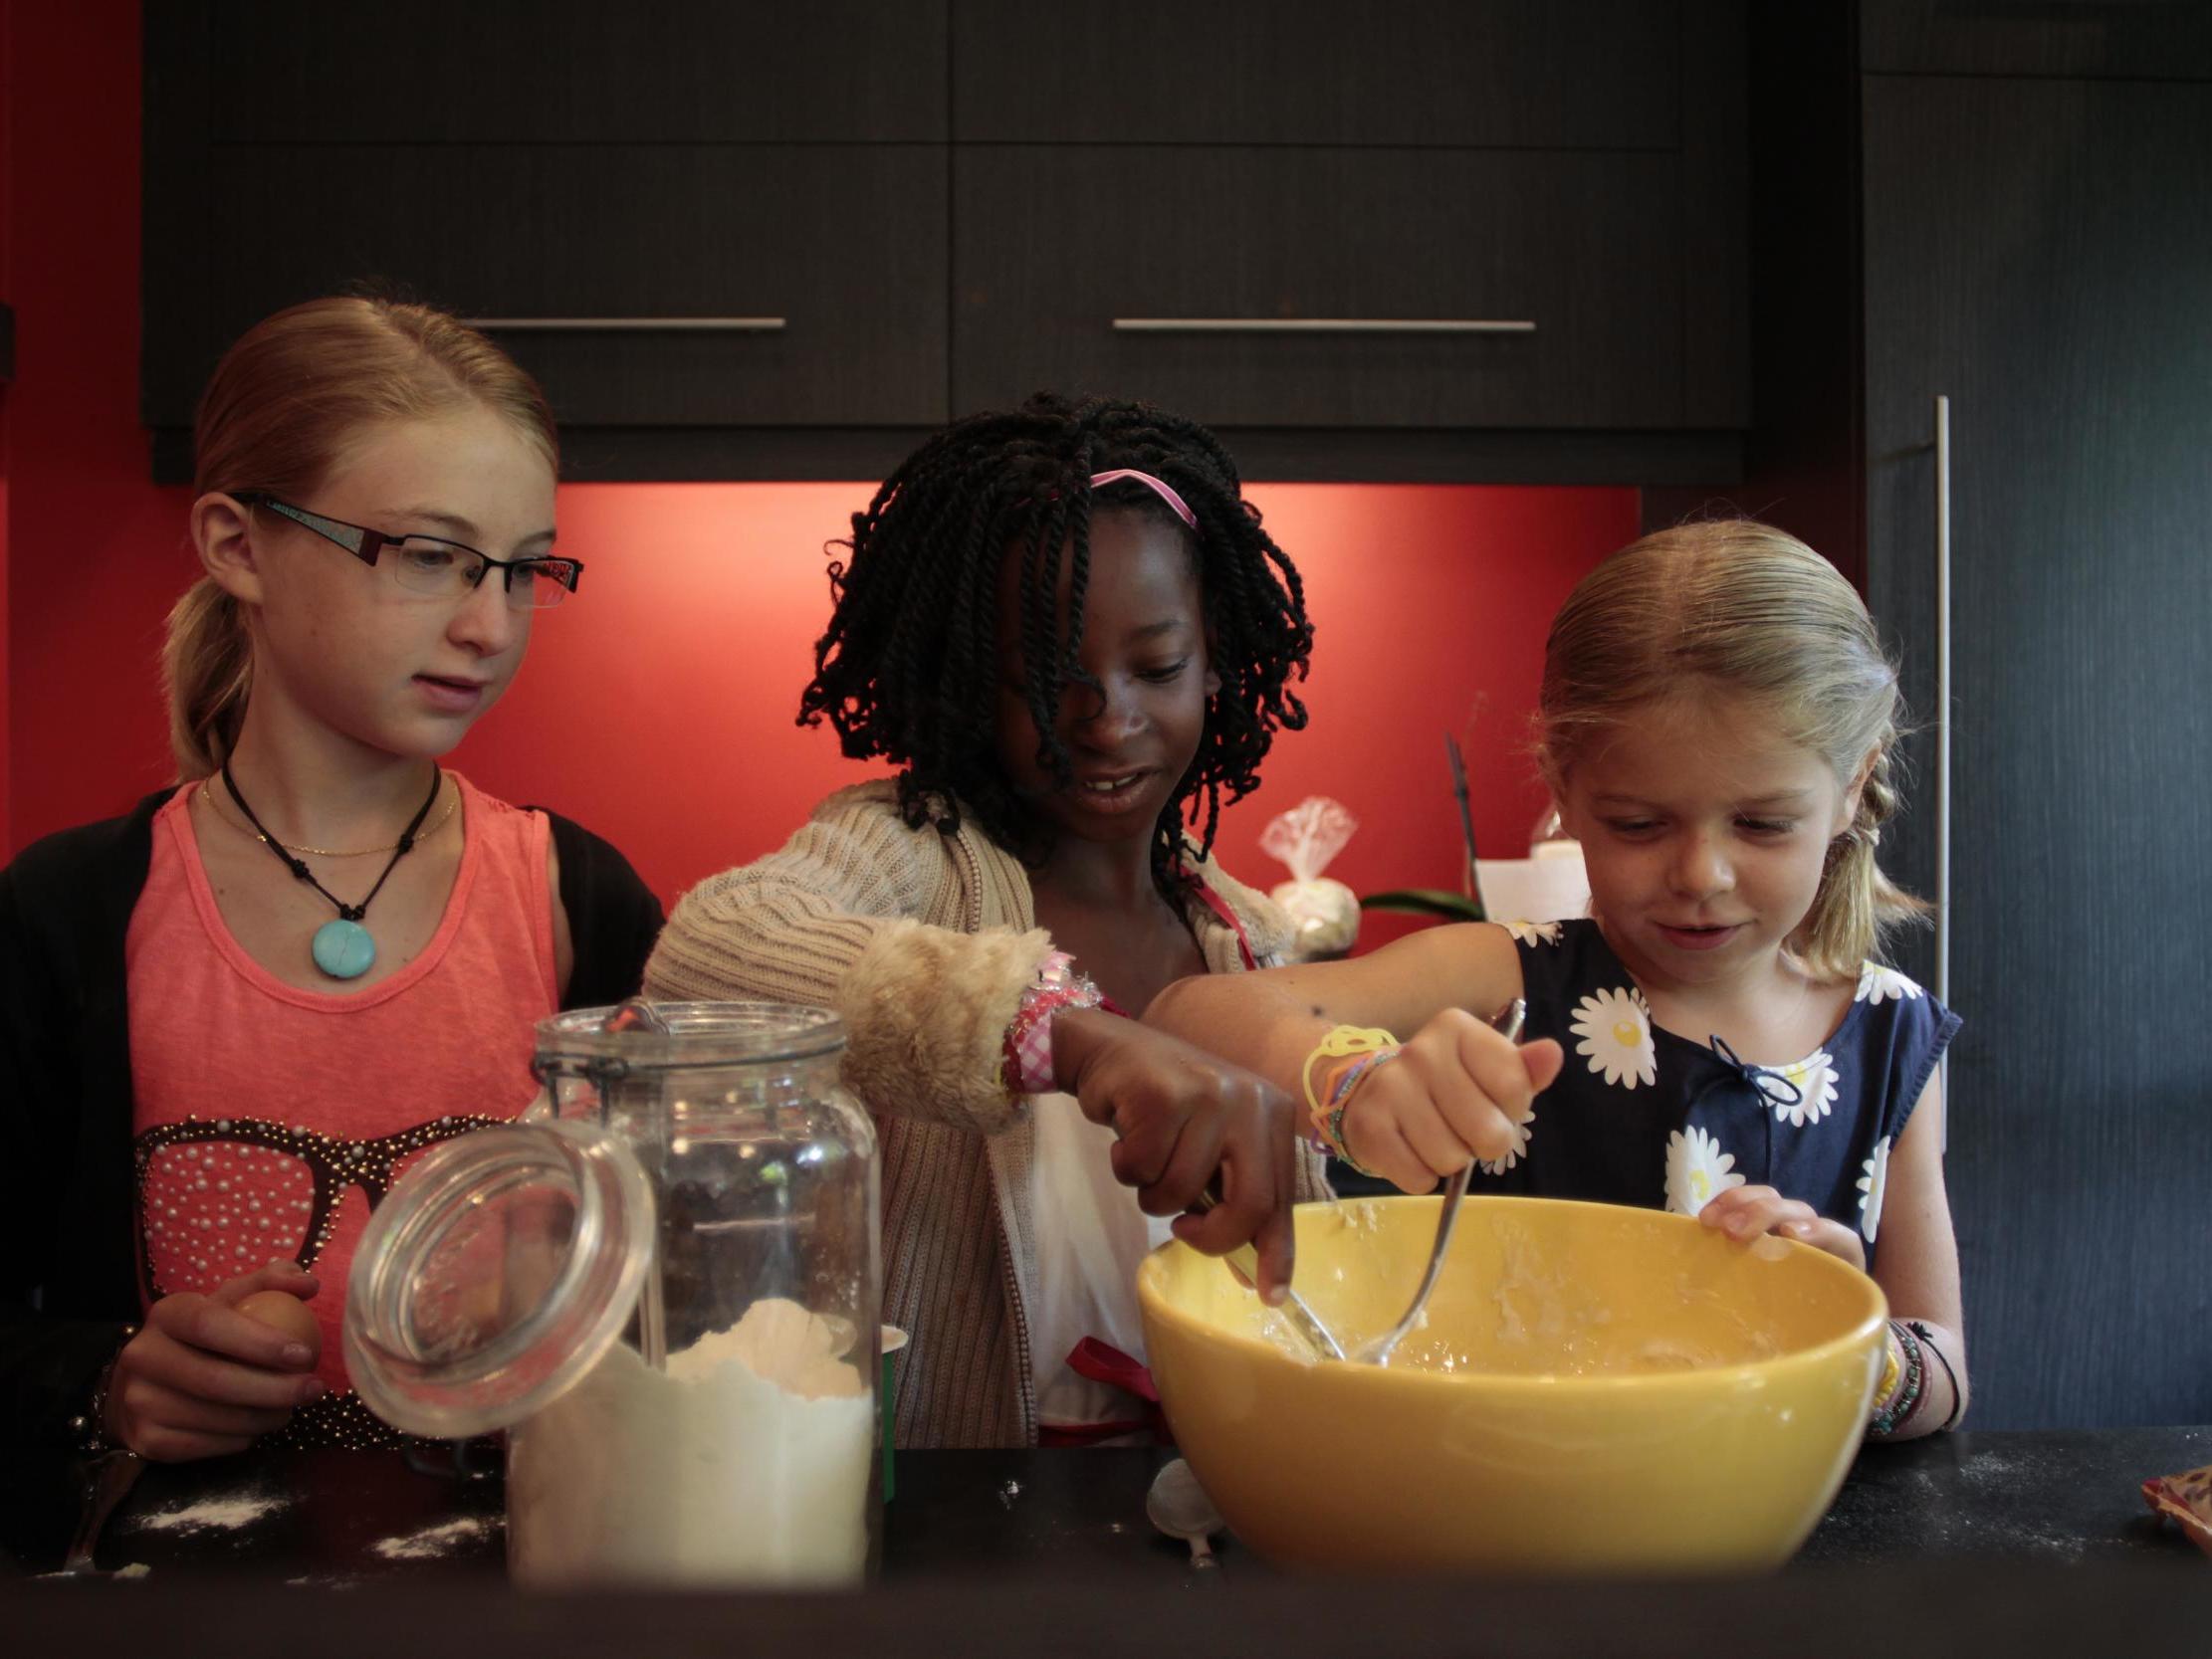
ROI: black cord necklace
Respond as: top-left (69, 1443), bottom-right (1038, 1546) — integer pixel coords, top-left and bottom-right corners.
top-left (220, 763), bottom-right (444, 980)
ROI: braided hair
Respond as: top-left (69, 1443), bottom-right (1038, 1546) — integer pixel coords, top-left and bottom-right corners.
top-left (798, 394), bottom-right (1313, 901)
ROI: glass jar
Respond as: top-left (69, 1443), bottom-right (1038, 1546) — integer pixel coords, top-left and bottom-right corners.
top-left (343, 1002), bottom-right (881, 1589)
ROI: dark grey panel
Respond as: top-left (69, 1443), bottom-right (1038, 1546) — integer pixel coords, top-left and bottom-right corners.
top-left (1864, 74), bottom-right (2212, 1428)
top-left (1863, 0), bottom-right (2212, 81)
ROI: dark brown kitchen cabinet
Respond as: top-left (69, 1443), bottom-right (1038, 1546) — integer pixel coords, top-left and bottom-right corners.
top-left (204, 0), bottom-right (950, 141)
top-left (142, 0), bottom-right (1748, 482)
top-left (143, 1), bottom-right (952, 480)
top-left (953, 0), bottom-right (1748, 448)
top-left (1859, 0), bottom-right (2212, 80)
top-left (1736, 4), bottom-right (2212, 1430)
top-left (954, 146), bottom-right (1684, 429)
top-left (952, 0), bottom-right (1681, 148)
top-left (148, 144), bottom-right (949, 431)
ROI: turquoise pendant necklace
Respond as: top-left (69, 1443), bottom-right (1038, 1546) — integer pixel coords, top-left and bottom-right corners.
top-left (220, 763), bottom-right (444, 981)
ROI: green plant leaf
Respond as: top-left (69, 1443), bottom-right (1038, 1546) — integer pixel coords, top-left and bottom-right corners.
top-left (1357, 888), bottom-right (1486, 923)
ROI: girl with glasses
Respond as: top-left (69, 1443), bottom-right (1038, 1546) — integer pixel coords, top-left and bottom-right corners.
top-left (0, 297), bottom-right (663, 1460)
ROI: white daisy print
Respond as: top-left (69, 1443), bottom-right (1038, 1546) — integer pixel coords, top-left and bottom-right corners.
top-left (1477, 1110), bottom-right (1535, 1176)
top-left (1856, 1137), bottom-right (1892, 1240)
top-left (1768, 1050), bottom-right (1840, 1129)
top-left (1501, 920), bottom-right (1563, 946)
top-left (1665, 1126), bottom-right (1745, 1217)
top-left (1571, 985), bottom-right (1657, 1089)
top-left (1856, 963), bottom-right (1923, 1004)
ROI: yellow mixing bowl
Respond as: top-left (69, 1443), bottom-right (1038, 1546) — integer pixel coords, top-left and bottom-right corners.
top-left (1137, 1195), bottom-right (1887, 1574)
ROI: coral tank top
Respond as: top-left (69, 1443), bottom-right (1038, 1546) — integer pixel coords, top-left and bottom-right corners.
top-left (126, 774), bottom-right (557, 1425)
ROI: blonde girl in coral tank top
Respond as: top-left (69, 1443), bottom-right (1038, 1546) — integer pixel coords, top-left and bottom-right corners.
top-left (0, 299), bottom-right (660, 1460)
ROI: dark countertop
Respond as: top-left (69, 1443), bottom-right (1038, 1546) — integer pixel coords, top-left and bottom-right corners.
top-left (6, 1428), bottom-right (2209, 1656)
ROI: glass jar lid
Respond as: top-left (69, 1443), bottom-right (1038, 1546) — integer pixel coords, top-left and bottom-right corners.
top-left (343, 1118), bottom-right (655, 1440)
top-left (534, 1001), bottom-right (847, 1075)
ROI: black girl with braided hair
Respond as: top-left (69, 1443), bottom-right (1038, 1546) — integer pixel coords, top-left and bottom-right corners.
top-left (802, 393), bottom-right (1312, 901)
top-left (644, 394), bottom-right (1328, 1448)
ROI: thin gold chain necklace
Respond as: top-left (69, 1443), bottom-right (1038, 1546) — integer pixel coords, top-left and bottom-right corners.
top-left (199, 773), bottom-right (457, 858)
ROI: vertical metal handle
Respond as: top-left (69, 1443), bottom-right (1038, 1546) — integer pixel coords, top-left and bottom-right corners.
top-left (1932, 395), bottom-right (1951, 1006)
top-left (1933, 395), bottom-right (1952, 1136)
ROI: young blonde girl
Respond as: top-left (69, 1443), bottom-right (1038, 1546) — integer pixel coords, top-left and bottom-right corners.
top-left (1149, 520), bottom-right (1967, 1440)
top-left (0, 298), bottom-right (662, 1460)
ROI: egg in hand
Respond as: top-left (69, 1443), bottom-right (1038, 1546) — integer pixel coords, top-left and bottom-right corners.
top-left (236, 1287), bottom-right (323, 1365)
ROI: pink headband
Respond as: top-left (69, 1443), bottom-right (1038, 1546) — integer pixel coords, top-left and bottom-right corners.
top-left (1089, 468), bottom-right (1198, 531)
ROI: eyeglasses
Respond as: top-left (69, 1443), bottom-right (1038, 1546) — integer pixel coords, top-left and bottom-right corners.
top-left (236, 493), bottom-right (583, 610)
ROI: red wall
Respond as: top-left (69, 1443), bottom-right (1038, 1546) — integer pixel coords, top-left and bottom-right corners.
top-left (0, 0), bottom-right (13, 842)
top-left (469, 482), bottom-right (1633, 918)
top-left (4, 0), bottom-right (177, 859)
top-left (3, 0), bottom-right (1638, 930)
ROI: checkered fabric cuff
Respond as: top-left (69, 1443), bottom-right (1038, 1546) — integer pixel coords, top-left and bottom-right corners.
top-left (1002, 949), bottom-right (1105, 1097)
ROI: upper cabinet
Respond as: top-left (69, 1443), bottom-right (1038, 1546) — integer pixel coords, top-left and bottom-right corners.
top-left (202, 1), bottom-right (950, 142)
top-left (152, 144), bottom-right (949, 428)
top-left (951, 1), bottom-right (1680, 147)
top-left (142, 1), bottom-right (1746, 483)
top-left (953, 145), bottom-right (1686, 429)
top-left (1859, 0), bottom-right (2212, 78)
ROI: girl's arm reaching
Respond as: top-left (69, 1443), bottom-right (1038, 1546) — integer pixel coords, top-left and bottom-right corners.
top-left (1696, 1071), bottom-right (1966, 1437)
top-left (1864, 1073), bottom-right (1968, 1437)
top-left (1147, 922), bottom-right (1563, 1189)
top-left (646, 789), bottom-right (1052, 1136)
top-left (646, 789), bottom-right (1309, 1299)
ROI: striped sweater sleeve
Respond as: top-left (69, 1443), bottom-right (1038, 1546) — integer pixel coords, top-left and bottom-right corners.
top-left (642, 787), bottom-right (1050, 1135)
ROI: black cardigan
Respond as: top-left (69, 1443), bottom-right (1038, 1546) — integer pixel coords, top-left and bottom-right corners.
top-left (0, 788), bottom-right (665, 1447)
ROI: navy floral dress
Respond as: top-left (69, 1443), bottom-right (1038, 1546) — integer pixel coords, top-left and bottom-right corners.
top-left (1476, 919), bottom-right (1960, 1265)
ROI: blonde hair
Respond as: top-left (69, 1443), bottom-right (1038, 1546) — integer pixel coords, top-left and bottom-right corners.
top-left (1537, 518), bottom-right (1928, 978)
top-left (163, 297), bottom-right (558, 779)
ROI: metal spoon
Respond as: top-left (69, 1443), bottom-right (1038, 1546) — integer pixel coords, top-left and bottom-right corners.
top-left (1353, 998), bottom-right (1527, 1366)
top-left (52, 1450), bottom-right (143, 1577)
top-left (1145, 1457), bottom-right (1223, 1566)
top-left (1187, 1189), bottom-right (1346, 1360)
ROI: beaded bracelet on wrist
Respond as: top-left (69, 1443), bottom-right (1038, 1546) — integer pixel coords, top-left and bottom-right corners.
top-left (1315, 1049), bottom-right (1401, 1173)
top-left (1870, 1318), bottom-right (1926, 1436)
top-left (1874, 1331), bottom-right (1903, 1411)
top-left (1904, 1319), bottom-right (1964, 1432)
top-left (1300, 1025), bottom-right (1398, 1162)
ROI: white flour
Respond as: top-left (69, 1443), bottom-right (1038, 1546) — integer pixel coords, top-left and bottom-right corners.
top-left (129, 1491), bottom-right (287, 1534)
top-left (370, 1516), bottom-right (495, 1560)
top-left (506, 1297), bottom-right (874, 1588)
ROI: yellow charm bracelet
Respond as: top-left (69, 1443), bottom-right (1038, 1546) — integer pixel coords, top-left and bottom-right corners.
top-left (1301, 1024), bottom-right (1400, 1163)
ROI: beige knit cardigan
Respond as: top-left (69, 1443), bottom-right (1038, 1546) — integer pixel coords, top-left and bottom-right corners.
top-left (643, 780), bottom-right (1328, 1447)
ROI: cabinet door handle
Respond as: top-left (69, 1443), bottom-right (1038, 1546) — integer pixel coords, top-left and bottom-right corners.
top-left (460, 316), bottom-right (787, 332)
top-left (1110, 317), bottom-right (1535, 335)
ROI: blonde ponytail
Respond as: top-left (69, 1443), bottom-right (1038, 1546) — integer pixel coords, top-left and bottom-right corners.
top-left (1793, 730), bottom-right (1930, 980)
top-left (161, 577), bottom-right (255, 780)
